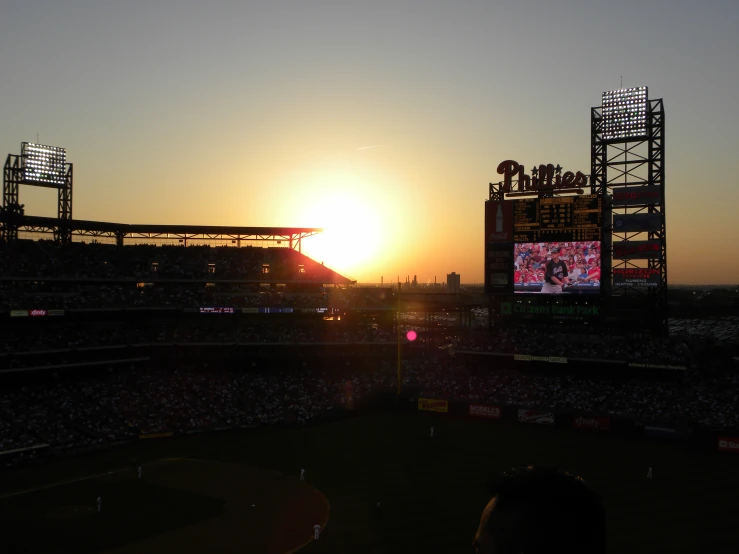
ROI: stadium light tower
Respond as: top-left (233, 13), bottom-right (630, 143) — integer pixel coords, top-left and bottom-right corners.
top-left (21, 143), bottom-right (68, 186)
top-left (591, 86), bottom-right (667, 335)
top-left (601, 87), bottom-right (649, 141)
top-left (2, 142), bottom-right (73, 243)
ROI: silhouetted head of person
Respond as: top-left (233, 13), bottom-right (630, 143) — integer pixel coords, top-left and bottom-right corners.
top-left (473, 466), bottom-right (606, 554)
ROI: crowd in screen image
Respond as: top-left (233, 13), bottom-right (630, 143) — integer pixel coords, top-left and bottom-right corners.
top-left (514, 242), bottom-right (601, 293)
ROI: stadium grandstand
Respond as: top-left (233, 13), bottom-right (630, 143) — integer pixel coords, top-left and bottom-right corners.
top-left (2, 160), bottom-right (739, 553)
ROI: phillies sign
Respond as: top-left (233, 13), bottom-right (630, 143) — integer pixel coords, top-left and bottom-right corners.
top-left (497, 160), bottom-right (588, 195)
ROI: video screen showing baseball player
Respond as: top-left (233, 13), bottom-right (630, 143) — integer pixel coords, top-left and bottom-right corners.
top-left (513, 241), bottom-right (601, 294)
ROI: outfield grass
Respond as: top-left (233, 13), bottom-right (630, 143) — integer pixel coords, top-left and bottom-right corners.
top-left (1, 410), bottom-right (738, 553)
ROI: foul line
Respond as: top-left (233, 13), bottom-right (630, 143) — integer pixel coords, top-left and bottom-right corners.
top-left (0, 458), bottom-right (181, 500)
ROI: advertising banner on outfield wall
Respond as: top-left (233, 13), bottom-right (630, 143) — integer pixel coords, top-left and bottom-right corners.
top-left (418, 398), bottom-right (449, 413)
top-left (573, 416), bottom-right (611, 430)
top-left (139, 431), bottom-right (174, 439)
top-left (718, 437), bottom-right (739, 453)
top-left (514, 354), bottom-right (568, 364)
top-left (611, 186), bottom-right (662, 207)
top-left (644, 425), bottom-right (679, 439)
top-left (613, 268), bottom-right (661, 288)
top-left (628, 362), bottom-right (687, 371)
top-left (517, 409), bottom-right (554, 425)
top-left (613, 213), bottom-right (662, 233)
top-left (469, 404), bottom-right (501, 418)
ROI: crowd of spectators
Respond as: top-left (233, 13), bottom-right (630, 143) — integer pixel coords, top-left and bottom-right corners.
top-left (402, 354), bottom-right (739, 429)
top-left (0, 240), bottom-right (346, 282)
top-left (2, 346), bottom-right (738, 468)
top-left (0, 282), bottom-right (349, 311)
top-left (449, 326), bottom-right (693, 366)
top-left (1, 240), bottom-right (736, 470)
top-left (0, 321), bottom-right (397, 358)
top-left (0, 338), bottom-right (739, 464)
top-left (0, 359), bottom-right (397, 466)
top-left (0, 320), bottom-right (693, 371)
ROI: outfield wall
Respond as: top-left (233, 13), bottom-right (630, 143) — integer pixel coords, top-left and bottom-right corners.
top-left (407, 396), bottom-right (737, 455)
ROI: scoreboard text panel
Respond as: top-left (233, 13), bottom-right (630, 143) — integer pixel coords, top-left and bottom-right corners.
top-left (513, 195), bottom-right (602, 242)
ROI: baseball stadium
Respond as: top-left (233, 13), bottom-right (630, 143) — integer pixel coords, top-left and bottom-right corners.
top-left (1, 88), bottom-right (738, 554)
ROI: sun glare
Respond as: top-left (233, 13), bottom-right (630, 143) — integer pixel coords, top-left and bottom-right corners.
top-left (276, 158), bottom-right (407, 282)
top-left (301, 191), bottom-right (385, 279)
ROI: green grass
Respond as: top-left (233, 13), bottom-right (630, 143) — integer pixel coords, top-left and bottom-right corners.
top-left (1, 474), bottom-right (225, 553)
top-left (1, 410), bottom-right (737, 553)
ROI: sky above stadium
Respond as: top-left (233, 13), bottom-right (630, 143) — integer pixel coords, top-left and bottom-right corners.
top-left (1, 1), bottom-right (738, 285)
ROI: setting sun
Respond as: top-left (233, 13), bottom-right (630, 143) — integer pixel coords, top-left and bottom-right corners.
top-left (271, 159), bottom-right (401, 281)
top-left (300, 190), bottom-right (387, 280)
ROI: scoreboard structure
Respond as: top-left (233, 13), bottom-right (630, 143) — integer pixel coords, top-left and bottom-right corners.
top-left (485, 87), bottom-right (667, 334)
top-left (512, 196), bottom-right (602, 243)
top-left (485, 193), bottom-right (604, 297)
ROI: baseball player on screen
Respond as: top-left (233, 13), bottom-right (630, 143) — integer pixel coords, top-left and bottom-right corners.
top-left (540, 247), bottom-right (570, 294)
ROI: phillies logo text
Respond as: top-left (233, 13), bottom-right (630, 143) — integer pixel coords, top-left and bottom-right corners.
top-left (497, 160), bottom-right (588, 195)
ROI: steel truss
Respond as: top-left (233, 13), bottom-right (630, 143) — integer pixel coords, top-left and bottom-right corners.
top-left (2, 154), bottom-right (73, 243)
top-left (0, 213), bottom-right (320, 251)
top-left (591, 98), bottom-right (667, 335)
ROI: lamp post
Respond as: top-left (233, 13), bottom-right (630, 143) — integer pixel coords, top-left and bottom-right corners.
top-left (397, 281), bottom-right (402, 397)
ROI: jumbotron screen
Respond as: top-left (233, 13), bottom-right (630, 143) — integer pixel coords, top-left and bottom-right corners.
top-left (485, 195), bottom-right (603, 295)
top-left (514, 241), bottom-right (601, 294)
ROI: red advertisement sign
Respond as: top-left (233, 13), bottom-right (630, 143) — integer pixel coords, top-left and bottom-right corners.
top-left (611, 185), bottom-right (662, 207)
top-left (517, 409), bottom-right (554, 425)
top-left (718, 437), bottom-right (739, 453)
top-left (613, 268), bottom-right (661, 288)
top-left (469, 404), bottom-right (501, 419)
top-left (29, 309), bottom-right (48, 317)
top-left (573, 416), bottom-right (611, 430)
top-left (613, 240), bottom-right (662, 260)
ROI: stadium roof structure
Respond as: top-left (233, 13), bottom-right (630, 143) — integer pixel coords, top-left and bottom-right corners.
top-left (3, 215), bottom-right (322, 251)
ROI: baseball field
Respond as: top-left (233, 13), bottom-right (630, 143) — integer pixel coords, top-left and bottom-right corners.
top-left (1, 409), bottom-right (737, 553)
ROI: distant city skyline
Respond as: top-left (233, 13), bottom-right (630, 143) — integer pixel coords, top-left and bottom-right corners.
top-left (2, 1), bottom-right (738, 285)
